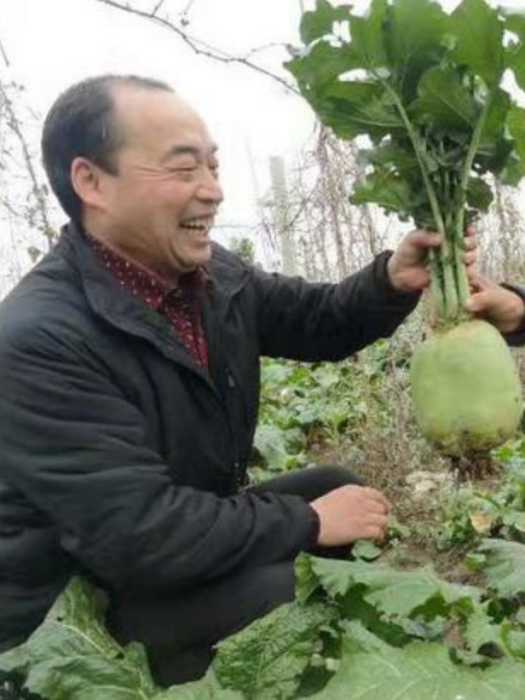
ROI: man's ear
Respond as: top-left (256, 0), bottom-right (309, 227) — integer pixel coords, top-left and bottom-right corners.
top-left (70, 157), bottom-right (109, 211)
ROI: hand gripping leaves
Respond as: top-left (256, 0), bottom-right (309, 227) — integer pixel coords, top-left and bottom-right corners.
top-left (287, 0), bottom-right (525, 455)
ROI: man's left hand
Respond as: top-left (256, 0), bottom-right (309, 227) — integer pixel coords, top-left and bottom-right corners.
top-left (464, 275), bottom-right (525, 334)
top-left (387, 226), bottom-right (477, 293)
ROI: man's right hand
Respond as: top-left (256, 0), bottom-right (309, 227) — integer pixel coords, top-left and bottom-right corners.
top-left (310, 485), bottom-right (391, 547)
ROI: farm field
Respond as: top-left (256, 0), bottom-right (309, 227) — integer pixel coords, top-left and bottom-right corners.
top-left (3, 327), bottom-right (525, 699)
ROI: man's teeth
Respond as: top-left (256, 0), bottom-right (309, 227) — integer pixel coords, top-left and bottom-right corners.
top-left (182, 219), bottom-right (213, 231)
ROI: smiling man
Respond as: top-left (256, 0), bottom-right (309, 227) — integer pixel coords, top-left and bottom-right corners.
top-left (71, 84), bottom-right (222, 283)
top-left (0, 75), bottom-right (473, 686)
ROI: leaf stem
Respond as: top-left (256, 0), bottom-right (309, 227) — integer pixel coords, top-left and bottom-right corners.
top-left (382, 82), bottom-right (456, 319)
top-left (454, 94), bottom-right (494, 306)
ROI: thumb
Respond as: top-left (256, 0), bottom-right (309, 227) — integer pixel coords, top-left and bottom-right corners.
top-left (464, 290), bottom-right (492, 314)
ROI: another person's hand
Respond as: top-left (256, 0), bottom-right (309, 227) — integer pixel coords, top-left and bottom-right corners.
top-left (387, 226), bottom-right (477, 293)
top-left (464, 275), bottom-right (525, 334)
top-left (310, 485), bottom-right (391, 547)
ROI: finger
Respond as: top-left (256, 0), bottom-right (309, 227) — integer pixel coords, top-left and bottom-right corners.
top-left (362, 488), bottom-right (391, 512)
top-left (362, 524), bottom-right (387, 541)
top-left (367, 501), bottom-right (391, 517)
top-left (463, 251), bottom-right (476, 267)
top-left (467, 272), bottom-right (492, 293)
top-left (464, 290), bottom-right (492, 314)
top-left (362, 486), bottom-right (390, 504)
top-left (367, 512), bottom-right (389, 529)
top-left (411, 229), bottom-right (443, 248)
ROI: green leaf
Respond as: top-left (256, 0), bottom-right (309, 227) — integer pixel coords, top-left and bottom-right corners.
top-left (296, 553), bottom-right (325, 604)
top-left (501, 510), bottom-right (525, 533)
top-left (297, 556), bottom-right (480, 619)
top-left (352, 540), bottom-right (383, 561)
top-left (464, 602), bottom-right (508, 656)
top-left (0, 578), bottom-right (158, 699)
top-left (310, 623), bottom-right (525, 699)
top-left (299, 0), bottom-right (352, 45)
top-left (253, 424), bottom-right (292, 471)
top-left (507, 42), bottom-right (525, 92)
top-left (476, 539), bottom-right (525, 597)
top-left (158, 671), bottom-right (243, 699)
top-left (297, 556), bottom-right (355, 602)
top-left (0, 578), bottom-right (245, 700)
top-left (447, 0), bottom-right (505, 87)
top-left (286, 42), bottom-right (359, 90)
top-left (359, 139), bottom-right (419, 176)
top-left (214, 601), bottom-right (334, 700)
top-left (505, 12), bottom-right (525, 90)
top-left (504, 105), bottom-right (525, 185)
top-left (348, 0), bottom-right (388, 69)
top-left (316, 81), bottom-right (404, 138)
top-left (384, 0), bottom-right (448, 100)
top-left (466, 177), bottom-right (493, 212)
top-left (506, 11), bottom-right (525, 37)
top-left (475, 88), bottom-right (512, 174)
top-left (416, 66), bottom-right (479, 130)
top-left (350, 170), bottom-right (417, 217)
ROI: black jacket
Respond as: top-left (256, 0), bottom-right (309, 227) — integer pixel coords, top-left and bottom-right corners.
top-left (0, 223), bottom-right (419, 643)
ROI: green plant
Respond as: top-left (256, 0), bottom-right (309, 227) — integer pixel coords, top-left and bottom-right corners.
top-left (424, 440), bottom-right (525, 549)
top-left (252, 359), bottom-right (369, 476)
top-left (287, 0), bottom-right (525, 456)
top-left (8, 547), bottom-right (525, 699)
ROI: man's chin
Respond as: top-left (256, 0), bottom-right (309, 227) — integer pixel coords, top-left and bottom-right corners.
top-left (177, 244), bottom-right (212, 272)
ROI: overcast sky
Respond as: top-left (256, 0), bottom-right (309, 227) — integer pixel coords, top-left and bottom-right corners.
top-left (1, 0), bottom-right (524, 260)
top-left (1, 0), bottom-right (321, 241)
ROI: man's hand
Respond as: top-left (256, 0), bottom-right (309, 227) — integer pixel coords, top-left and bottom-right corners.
top-left (387, 226), bottom-right (477, 293)
top-left (310, 485), bottom-right (391, 547)
top-left (464, 275), bottom-right (525, 334)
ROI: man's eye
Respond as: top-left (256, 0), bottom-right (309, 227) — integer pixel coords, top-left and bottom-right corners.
top-left (171, 167), bottom-right (198, 179)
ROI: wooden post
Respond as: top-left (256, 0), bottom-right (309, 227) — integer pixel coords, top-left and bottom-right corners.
top-left (269, 156), bottom-right (297, 275)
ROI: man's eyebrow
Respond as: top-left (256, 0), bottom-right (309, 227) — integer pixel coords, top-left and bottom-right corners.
top-left (160, 144), bottom-right (219, 163)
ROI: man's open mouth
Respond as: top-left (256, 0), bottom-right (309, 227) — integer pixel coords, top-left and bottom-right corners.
top-left (180, 217), bottom-right (214, 233)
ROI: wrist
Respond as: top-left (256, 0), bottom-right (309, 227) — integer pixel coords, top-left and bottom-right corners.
top-left (386, 254), bottom-right (401, 291)
top-left (500, 284), bottom-right (525, 333)
top-left (499, 284), bottom-right (525, 345)
top-left (307, 504), bottom-right (321, 547)
top-left (508, 296), bottom-right (525, 333)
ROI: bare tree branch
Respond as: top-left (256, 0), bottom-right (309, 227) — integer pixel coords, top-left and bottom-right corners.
top-left (0, 80), bottom-right (56, 250)
top-left (181, 0), bottom-right (199, 15)
top-left (94, 0), bottom-right (299, 94)
top-left (0, 32), bottom-right (10, 67)
top-left (152, 0), bottom-right (167, 17)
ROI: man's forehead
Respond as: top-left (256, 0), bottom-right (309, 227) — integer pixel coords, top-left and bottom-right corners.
top-left (112, 86), bottom-right (213, 149)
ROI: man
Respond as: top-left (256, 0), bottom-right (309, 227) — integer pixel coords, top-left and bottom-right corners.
top-left (0, 74), bottom-right (483, 685)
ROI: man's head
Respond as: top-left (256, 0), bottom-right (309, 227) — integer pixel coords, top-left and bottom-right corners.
top-left (42, 75), bottom-right (223, 280)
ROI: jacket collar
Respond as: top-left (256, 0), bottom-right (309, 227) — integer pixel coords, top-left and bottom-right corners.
top-left (55, 221), bottom-right (250, 379)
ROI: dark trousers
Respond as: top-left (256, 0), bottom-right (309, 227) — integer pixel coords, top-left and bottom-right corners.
top-left (108, 465), bottom-right (362, 687)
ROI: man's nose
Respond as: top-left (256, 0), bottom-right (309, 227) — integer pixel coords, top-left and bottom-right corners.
top-left (197, 169), bottom-right (224, 204)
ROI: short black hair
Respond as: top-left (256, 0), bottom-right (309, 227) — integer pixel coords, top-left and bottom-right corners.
top-left (41, 74), bottom-right (173, 221)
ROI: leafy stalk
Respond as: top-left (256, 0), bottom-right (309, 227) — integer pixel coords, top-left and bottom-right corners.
top-left (453, 95), bottom-right (494, 306)
top-left (382, 83), bottom-right (457, 319)
top-left (288, 0), bottom-right (525, 325)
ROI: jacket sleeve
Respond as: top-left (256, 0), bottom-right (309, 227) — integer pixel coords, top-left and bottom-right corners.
top-left (501, 283), bottom-right (525, 347)
top-left (0, 326), bottom-right (318, 594)
top-left (252, 251), bottom-right (420, 360)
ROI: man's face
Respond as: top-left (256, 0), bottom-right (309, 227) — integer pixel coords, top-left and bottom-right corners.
top-left (90, 87), bottom-right (223, 280)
